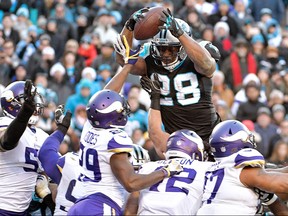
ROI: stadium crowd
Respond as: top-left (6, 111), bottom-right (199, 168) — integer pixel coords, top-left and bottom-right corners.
top-left (1, 0), bottom-right (288, 214)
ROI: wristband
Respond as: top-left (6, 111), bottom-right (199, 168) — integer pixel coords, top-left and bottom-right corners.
top-left (264, 194), bottom-right (278, 206)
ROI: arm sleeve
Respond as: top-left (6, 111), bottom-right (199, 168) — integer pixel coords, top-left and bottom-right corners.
top-left (0, 102), bottom-right (34, 151)
top-left (38, 130), bottom-right (65, 184)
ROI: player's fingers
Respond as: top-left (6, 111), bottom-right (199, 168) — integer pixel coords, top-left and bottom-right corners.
top-left (140, 8), bottom-right (149, 13)
top-left (117, 34), bottom-right (125, 51)
top-left (167, 8), bottom-right (173, 16)
top-left (162, 10), bottom-right (170, 18)
top-left (158, 26), bottom-right (167, 31)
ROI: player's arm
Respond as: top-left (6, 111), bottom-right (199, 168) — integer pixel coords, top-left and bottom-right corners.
top-left (140, 75), bottom-right (169, 159)
top-left (123, 191), bottom-right (140, 216)
top-left (110, 152), bottom-right (182, 192)
top-left (38, 105), bottom-right (72, 184)
top-left (105, 35), bottom-right (140, 92)
top-left (116, 8), bottom-right (147, 76)
top-left (268, 197), bottom-right (288, 215)
top-left (160, 9), bottom-right (216, 77)
top-left (0, 80), bottom-right (36, 151)
top-left (240, 167), bottom-right (288, 196)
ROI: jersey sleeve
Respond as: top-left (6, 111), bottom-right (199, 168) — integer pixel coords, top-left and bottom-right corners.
top-left (234, 149), bottom-right (265, 168)
top-left (139, 42), bottom-right (150, 59)
top-left (107, 131), bottom-right (133, 154)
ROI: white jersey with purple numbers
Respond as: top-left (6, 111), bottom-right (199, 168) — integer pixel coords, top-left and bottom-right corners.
top-left (77, 121), bottom-right (133, 208)
top-left (197, 148), bottom-right (265, 215)
top-left (137, 158), bottom-right (213, 215)
top-left (55, 152), bottom-right (81, 215)
top-left (0, 116), bottom-right (48, 212)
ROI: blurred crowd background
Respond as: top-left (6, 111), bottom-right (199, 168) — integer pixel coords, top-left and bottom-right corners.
top-left (0, 0), bottom-right (288, 166)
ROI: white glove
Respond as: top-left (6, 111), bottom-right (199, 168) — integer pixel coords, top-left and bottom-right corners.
top-left (114, 34), bottom-right (126, 58)
top-left (54, 104), bottom-right (65, 124)
top-left (161, 159), bottom-right (183, 177)
top-left (35, 174), bottom-right (51, 198)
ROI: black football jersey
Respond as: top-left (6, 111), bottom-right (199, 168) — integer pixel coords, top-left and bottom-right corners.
top-left (145, 55), bottom-right (218, 141)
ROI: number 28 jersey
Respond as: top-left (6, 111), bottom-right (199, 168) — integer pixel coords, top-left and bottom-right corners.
top-left (78, 121), bottom-right (134, 208)
top-left (197, 148), bottom-right (265, 215)
top-left (141, 43), bottom-right (217, 140)
top-left (137, 158), bottom-right (213, 215)
top-left (0, 116), bottom-right (48, 213)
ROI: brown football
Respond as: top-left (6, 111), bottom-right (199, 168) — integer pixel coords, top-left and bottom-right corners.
top-left (134, 6), bottom-right (165, 40)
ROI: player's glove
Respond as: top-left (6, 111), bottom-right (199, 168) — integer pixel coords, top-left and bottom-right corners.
top-left (22, 79), bottom-right (37, 116)
top-left (114, 34), bottom-right (141, 65)
top-left (54, 105), bottom-right (72, 135)
top-left (254, 188), bottom-right (278, 205)
top-left (35, 174), bottom-right (51, 199)
top-left (161, 159), bottom-right (183, 177)
top-left (140, 74), bottom-right (161, 110)
top-left (159, 8), bottom-right (184, 38)
top-left (125, 7), bottom-right (150, 31)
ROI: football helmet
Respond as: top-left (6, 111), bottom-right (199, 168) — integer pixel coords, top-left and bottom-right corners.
top-left (150, 18), bottom-right (191, 71)
top-left (86, 89), bottom-right (130, 129)
top-left (0, 81), bottom-right (44, 125)
top-left (209, 120), bottom-right (256, 158)
top-left (199, 40), bottom-right (221, 62)
top-left (165, 129), bottom-right (204, 161)
top-left (130, 145), bottom-right (150, 170)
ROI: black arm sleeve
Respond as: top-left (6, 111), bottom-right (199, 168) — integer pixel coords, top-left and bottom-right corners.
top-left (42, 193), bottom-right (55, 215)
top-left (0, 102), bottom-right (34, 151)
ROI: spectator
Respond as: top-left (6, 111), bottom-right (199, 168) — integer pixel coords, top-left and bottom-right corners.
top-left (268, 140), bottom-right (288, 167)
top-left (194, 0), bottom-right (214, 18)
top-left (97, 63), bottom-right (112, 89)
top-left (25, 33), bottom-right (51, 72)
top-left (270, 119), bottom-right (288, 157)
top-left (77, 34), bottom-right (97, 67)
top-left (212, 71), bottom-right (234, 107)
top-left (251, 34), bottom-right (265, 64)
top-left (91, 41), bottom-right (118, 75)
top-left (45, 18), bottom-right (65, 61)
top-left (254, 106), bottom-right (278, 159)
top-left (65, 78), bottom-right (92, 116)
top-left (236, 81), bottom-right (266, 122)
top-left (185, 9), bottom-right (206, 40)
top-left (265, 18), bottom-right (282, 47)
top-left (0, 46), bottom-right (11, 86)
top-left (124, 94), bottom-right (148, 137)
top-left (221, 37), bottom-right (257, 92)
top-left (76, 67), bottom-right (101, 95)
top-left (11, 64), bottom-right (27, 82)
top-left (70, 104), bottom-right (87, 138)
top-left (215, 99), bottom-right (234, 120)
top-left (61, 51), bottom-right (81, 87)
top-left (257, 67), bottom-right (273, 99)
top-left (250, 0), bottom-right (285, 23)
top-left (131, 128), bottom-right (146, 147)
top-left (2, 13), bottom-right (20, 45)
top-left (2, 39), bottom-right (20, 75)
top-left (14, 7), bottom-right (32, 40)
top-left (268, 89), bottom-right (285, 109)
top-left (272, 104), bottom-right (287, 126)
top-left (48, 62), bottom-right (72, 105)
top-left (207, 0), bottom-right (240, 39)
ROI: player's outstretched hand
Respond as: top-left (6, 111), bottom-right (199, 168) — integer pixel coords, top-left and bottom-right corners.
top-left (23, 79), bottom-right (36, 113)
top-left (114, 34), bottom-right (140, 65)
top-left (54, 104), bottom-right (72, 135)
top-left (159, 8), bottom-right (184, 38)
top-left (254, 187), bottom-right (278, 205)
top-left (161, 159), bottom-right (183, 177)
top-left (125, 7), bottom-right (150, 31)
top-left (35, 174), bottom-right (51, 199)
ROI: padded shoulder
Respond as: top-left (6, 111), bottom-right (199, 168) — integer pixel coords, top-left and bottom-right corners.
top-left (234, 148), bottom-right (265, 168)
top-left (107, 130), bottom-right (133, 153)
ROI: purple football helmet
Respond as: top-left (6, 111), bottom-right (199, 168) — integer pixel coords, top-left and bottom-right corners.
top-left (165, 129), bottom-right (204, 161)
top-left (1, 81), bottom-right (44, 124)
top-left (209, 120), bottom-right (256, 158)
top-left (86, 89), bottom-right (130, 128)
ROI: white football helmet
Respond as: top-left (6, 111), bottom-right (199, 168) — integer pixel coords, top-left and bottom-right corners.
top-left (150, 18), bottom-right (191, 71)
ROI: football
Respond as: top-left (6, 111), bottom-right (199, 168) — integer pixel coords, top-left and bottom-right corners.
top-left (134, 6), bottom-right (165, 40)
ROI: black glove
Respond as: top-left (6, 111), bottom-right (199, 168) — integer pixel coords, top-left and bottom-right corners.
top-left (140, 74), bottom-right (161, 110)
top-left (254, 188), bottom-right (278, 205)
top-left (54, 105), bottom-right (72, 135)
top-left (22, 80), bottom-right (36, 115)
top-left (159, 8), bottom-right (184, 38)
top-left (125, 7), bottom-right (149, 31)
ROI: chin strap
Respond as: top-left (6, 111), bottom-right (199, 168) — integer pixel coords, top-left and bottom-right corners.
top-left (162, 58), bottom-right (180, 71)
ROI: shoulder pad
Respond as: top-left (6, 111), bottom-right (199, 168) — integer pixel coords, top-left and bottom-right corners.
top-left (139, 42), bottom-right (150, 59)
top-left (107, 131), bottom-right (133, 153)
top-left (234, 149), bottom-right (265, 168)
